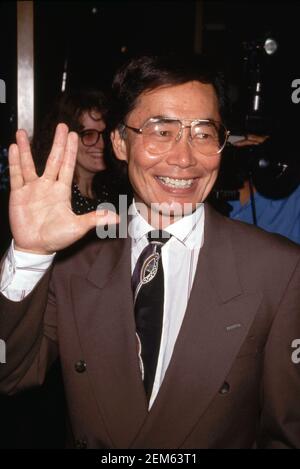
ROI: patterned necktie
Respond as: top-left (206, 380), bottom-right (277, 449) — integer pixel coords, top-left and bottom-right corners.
top-left (132, 230), bottom-right (171, 401)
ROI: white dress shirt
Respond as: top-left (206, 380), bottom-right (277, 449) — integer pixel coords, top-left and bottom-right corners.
top-left (0, 202), bottom-right (205, 408)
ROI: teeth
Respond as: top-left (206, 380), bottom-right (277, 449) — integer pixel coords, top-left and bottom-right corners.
top-left (157, 176), bottom-right (194, 188)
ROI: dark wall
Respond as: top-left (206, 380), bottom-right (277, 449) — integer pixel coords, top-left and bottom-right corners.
top-left (203, 1), bottom-right (300, 132)
top-left (2, 1), bottom-right (300, 141)
top-left (34, 1), bottom-right (196, 125)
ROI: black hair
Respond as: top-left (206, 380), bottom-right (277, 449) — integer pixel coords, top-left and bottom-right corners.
top-left (107, 54), bottom-right (227, 134)
top-left (32, 88), bottom-right (109, 175)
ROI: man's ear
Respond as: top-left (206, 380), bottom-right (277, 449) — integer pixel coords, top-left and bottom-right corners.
top-left (111, 129), bottom-right (128, 162)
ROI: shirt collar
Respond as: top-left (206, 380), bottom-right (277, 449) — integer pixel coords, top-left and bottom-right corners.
top-left (129, 199), bottom-right (204, 249)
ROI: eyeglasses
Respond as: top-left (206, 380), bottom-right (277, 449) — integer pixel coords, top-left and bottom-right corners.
top-left (123, 116), bottom-right (230, 157)
top-left (78, 129), bottom-right (104, 147)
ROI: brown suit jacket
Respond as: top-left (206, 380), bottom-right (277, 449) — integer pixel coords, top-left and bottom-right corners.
top-left (1, 204), bottom-right (300, 449)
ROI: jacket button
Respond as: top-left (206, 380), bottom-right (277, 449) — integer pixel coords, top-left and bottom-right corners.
top-left (75, 360), bottom-right (86, 373)
top-left (219, 381), bottom-right (230, 394)
top-left (75, 439), bottom-right (87, 449)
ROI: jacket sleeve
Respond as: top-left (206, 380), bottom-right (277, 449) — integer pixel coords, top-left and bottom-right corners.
top-left (0, 269), bottom-right (58, 394)
top-left (257, 259), bottom-right (300, 448)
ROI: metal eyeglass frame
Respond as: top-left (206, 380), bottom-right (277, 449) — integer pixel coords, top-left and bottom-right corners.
top-left (122, 116), bottom-right (230, 155)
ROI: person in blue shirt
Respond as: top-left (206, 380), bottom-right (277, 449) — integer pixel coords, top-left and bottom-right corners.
top-left (229, 134), bottom-right (300, 244)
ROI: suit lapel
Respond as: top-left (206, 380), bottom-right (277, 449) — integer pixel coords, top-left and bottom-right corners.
top-left (70, 235), bottom-right (148, 448)
top-left (131, 205), bottom-right (263, 448)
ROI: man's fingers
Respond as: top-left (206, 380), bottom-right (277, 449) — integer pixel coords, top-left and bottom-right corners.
top-left (8, 143), bottom-right (24, 189)
top-left (77, 209), bottom-right (120, 235)
top-left (43, 123), bottom-right (69, 181)
top-left (95, 209), bottom-right (120, 227)
top-left (58, 131), bottom-right (78, 186)
top-left (15, 129), bottom-right (38, 183)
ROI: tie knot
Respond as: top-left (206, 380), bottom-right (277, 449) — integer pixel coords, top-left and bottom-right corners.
top-left (147, 230), bottom-right (171, 245)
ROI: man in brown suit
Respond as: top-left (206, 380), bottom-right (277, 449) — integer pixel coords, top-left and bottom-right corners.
top-left (0, 55), bottom-right (300, 449)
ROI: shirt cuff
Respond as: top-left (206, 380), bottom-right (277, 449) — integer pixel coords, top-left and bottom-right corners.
top-left (0, 240), bottom-right (55, 300)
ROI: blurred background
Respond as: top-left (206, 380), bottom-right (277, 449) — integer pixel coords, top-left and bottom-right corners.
top-left (1, 0), bottom-right (300, 448)
top-left (2, 1), bottom-right (300, 144)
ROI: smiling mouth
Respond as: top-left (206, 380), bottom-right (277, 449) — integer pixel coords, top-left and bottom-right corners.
top-left (156, 176), bottom-right (195, 189)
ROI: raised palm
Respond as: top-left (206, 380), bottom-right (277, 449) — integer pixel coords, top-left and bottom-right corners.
top-left (9, 124), bottom-right (119, 254)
